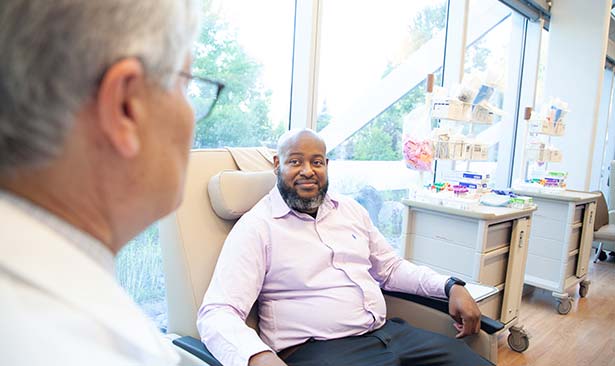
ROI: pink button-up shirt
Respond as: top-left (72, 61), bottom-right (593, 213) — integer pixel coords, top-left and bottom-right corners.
top-left (197, 186), bottom-right (448, 366)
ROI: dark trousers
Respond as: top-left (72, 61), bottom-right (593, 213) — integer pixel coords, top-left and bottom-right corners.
top-left (281, 318), bottom-right (494, 366)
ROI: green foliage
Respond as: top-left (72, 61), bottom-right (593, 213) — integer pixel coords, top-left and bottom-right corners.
top-left (406, 3), bottom-right (447, 53)
top-left (191, 14), bottom-right (282, 149)
top-left (333, 80), bottom-right (431, 161)
top-left (116, 225), bottom-right (164, 304)
top-left (316, 100), bottom-right (332, 132)
top-left (353, 124), bottom-right (398, 161)
top-left (465, 38), bottom-right (491, 74)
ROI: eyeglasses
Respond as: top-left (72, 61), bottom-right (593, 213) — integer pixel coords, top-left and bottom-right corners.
top-left (179, 71), bottom-right (224, 120)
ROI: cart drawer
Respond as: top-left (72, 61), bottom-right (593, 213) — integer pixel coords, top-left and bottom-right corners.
top-left (479, 248), bottom-right (509, 287)
top-left (572, 204), bottom-right (585, 224)
top-left (565, 254), bottom-right (578, 279)
top-left (406, 234), bottom-right (476, 279)
top-left (528, 236), bottom-right (565, 260)
top-left (533, 198), bottom-right (567, 220)
top-left (530, 216), bottom-right (567, 242)
top-left (567, 226), bottom-right (581, 254)
top-left (410, 211), bottom-right (479, 249)
top-left (485, 221), bottom-right (512, 252)
top-left (478, 289), bottom-right (503, 321)
top-left (526, 253), bottom-right (561, 285)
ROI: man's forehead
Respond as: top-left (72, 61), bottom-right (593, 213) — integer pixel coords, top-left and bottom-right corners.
top-left (283, 134), bottom-right (324, 150)
top-left (284, 140), bottom-right (326, 156)
top-left (286, 150), bottom-right (326, 158)
top-left (279, 128), bottom-right (325, 147)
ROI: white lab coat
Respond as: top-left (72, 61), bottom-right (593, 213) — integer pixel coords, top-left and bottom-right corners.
top-left (0, 198), bottom-right (180, 366)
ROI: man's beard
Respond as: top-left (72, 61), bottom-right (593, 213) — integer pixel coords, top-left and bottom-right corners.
top-left (277, 173), bottom-right (328, 213)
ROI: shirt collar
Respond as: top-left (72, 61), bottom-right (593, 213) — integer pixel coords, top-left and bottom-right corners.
top-left (270, 185), bottom-right (339, 219)
top-left (0, 190), bottom-right (115, 274)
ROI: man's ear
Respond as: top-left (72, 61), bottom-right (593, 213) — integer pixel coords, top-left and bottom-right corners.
top-left (95, 58), bottom-right (146, 158)
top-left (273, 155), bottom-right (280, 175)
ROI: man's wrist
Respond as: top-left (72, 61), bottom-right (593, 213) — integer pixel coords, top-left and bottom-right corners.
top-left (444, 276), bottom-right (466, 298)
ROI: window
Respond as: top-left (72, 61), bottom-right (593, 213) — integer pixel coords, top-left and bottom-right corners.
top-left (116, 226), bottom-right (165, 329)
top-left (518, 27), bottom-right (550, 184)
top-left (116, 0), bottom-right (296, 330)
top-left (435, 0), bottom-right (525, 189)
top-left (190, 0), bottom-right (294, 149)
top-left (316, 0), bottom-right (448, 254)
top-left (116, 0), bottom-right (545, 330)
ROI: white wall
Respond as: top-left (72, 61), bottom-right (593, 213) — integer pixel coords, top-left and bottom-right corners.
top-left (542, 0), bottom-right (611, 190)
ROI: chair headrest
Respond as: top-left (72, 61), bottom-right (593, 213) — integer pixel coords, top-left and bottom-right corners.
top-left (208, 170), bottom-right (276, 220)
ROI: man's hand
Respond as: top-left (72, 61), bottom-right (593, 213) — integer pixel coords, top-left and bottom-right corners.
top-left (248, 351), bottom-right (288, 366)
top-left (448, 285), bottom-right (481, 338)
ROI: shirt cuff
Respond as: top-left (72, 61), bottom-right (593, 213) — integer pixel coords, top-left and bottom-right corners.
top-left (433, 274), bottom-right (449, 298)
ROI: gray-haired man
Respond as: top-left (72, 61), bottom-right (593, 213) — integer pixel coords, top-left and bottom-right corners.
top-left (0, 1), bottom-right (218, 365)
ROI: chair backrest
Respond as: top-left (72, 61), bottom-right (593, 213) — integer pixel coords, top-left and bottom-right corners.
top-left (594, 190), bottom-right (609, 231)
top-left (159, 149), bottom-right (275, 338)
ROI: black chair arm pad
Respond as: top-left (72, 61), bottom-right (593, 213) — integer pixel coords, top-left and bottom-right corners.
top-left (382, 290), bottom-right (504, 334)
top-left (172, 335), bottom-right (223, 366)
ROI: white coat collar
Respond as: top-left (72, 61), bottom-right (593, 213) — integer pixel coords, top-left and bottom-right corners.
top-left (0, 198), bottom-right (178, 363)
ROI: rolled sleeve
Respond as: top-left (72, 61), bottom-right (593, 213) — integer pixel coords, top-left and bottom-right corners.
top-left (197, 306), bottom-right (271, 366)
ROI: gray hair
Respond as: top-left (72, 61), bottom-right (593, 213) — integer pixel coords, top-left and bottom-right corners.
top-left (0, 0), bottom-right (200, 175)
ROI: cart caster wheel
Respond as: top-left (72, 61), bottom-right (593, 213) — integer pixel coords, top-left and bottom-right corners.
top-left (557, 298), bottom-right (572, 315)
top-left (579, 282), bottom-right (589, 298)
top-left (598, 250), bottom-right (607, 261)
top-left (507, 331), bottom-right (530, 353)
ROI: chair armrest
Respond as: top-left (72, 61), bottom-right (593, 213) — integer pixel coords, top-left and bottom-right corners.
top-left (382, 290), bottom-right (504, 334)
top-left (172, 336), bottom-right (223, 366)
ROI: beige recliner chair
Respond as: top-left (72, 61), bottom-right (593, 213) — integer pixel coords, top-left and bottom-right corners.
top-left (159, 149), bottom-right (503, 366)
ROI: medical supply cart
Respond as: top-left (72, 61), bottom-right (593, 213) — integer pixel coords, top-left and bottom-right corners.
top-left (401, 200), bottom-right (535, 352)
top-left (510, 189), bottom-right (598, 315)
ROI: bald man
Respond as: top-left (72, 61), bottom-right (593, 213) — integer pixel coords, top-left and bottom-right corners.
top-left (198, 129), bottom-right (492, 366)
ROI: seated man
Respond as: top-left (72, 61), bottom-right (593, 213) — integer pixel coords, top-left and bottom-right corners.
top-left (198, 129), bottom-right (492, 366)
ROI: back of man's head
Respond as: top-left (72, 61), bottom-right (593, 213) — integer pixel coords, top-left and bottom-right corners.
top-left (0, 0), bottom-right (199, 176)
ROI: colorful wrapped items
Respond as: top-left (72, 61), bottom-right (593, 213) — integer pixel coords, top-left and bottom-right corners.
top-left (452, 185), bottom-right (469, 196)
top-left (510, 196), bottom-right (534, 209)
top-left (402, 137), bottom-right (433, 171)
top-left (434, 182), bottom-right (449, 192)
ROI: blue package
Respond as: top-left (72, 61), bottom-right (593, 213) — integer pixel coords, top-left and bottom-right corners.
top-left (551, 106), bottom-right (563, 123)
top-left (462, 173), bottom-right (484, 180)
top-left (472, 85), bottom-right (494, 106)
top-left (459, 182), bottom-right (478, 189)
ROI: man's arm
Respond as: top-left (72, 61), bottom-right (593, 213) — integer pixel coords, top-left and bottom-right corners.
top-left (197, 215), bottom-right (272, 366)
top-left (359, 202), bottom-right (481, 337)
